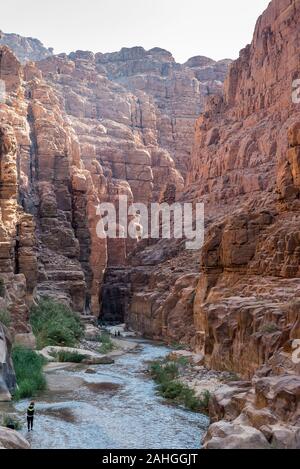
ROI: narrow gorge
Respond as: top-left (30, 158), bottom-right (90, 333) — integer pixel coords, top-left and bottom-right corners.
top-left (0, 0), bottom-right (299, 450)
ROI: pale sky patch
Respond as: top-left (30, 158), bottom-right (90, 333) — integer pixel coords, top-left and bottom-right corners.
top-left (0, 0), bottom-right (271, 62)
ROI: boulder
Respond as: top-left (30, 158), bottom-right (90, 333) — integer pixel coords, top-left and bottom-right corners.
top-left (203, 421), bottom-right (271, 449)
top-left (0, 426), bottom-right (30, 449)
top-left (14, 332), bottom-right (36, 349)
top-left (84, 325), bottom-right (100, 342)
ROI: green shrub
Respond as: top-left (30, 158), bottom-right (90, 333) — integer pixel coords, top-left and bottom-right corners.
top-left (55, 350), bottom-right (87, 363)
top-left (12, 346), bottom-right (46, 400)
top-left (188, 291), bottom-right (196, 305)
top-left (149, 359), bottom-right (205, 412)
top-left (30, 298), bottom-right (84, 349)
top-left (159, 380), bottom-right (184, 399)
top-left (0, 309), bottom-right (11, 327)
top-left (1, 414), bottom-right (22, 431)
top-left (150, 361), bottom-right (179, 383)
top-left (0, 278), bottom-right (5, 298)
top-left (176, 356), bottom-right (190, 367)
top-left (98, 332), bottom-right (114, 354)
top-left (182, 387), bottom-right (202, 412)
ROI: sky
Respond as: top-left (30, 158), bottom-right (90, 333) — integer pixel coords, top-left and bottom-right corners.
top-left (1, 0), bottom-right (271, 63)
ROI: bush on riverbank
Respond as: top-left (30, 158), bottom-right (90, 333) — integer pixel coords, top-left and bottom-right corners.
top-left (149, 360), bottom-right (210, 413)
top-left (1, 414), bottom-right (22, 430)
top-left (12, 346), bottom-right (46, 400)
top-left (30, 298), bottom-right (84, 349)
top-left (98, 332), bottom-right (114, 354)
top-left (55, 350), bottom-right (87, 363)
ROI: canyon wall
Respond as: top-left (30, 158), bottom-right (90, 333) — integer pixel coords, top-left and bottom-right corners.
top-left (0, 37), bottom-right (229, 328)
top-left (0, 31), bottom-right (53, 63)
top-left (0, 0), bottom-right (299, 448)
top-left (120, 0), bottom-right (300, 448)
top-left (190, 0), bottom-right (300, 362)
top-left (126, 0), bottom-right (300, 361)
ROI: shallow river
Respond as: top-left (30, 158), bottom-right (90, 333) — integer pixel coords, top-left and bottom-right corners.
top-left (5, 341), bottom-right (209, 449)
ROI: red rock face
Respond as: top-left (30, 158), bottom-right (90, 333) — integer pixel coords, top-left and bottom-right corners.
top-left (186, 0), bottom-right (300, 448)
top-left (187, 0), bottom-right (300, 369)
top-left (126, 1), bottom-right (300, 354)
top-left (0, 0), bottom-right (299, 447)
top-left (188, 0), bottom-right (300, 210)
top-left (102, 0), bottom-right (300, 447)
top-left (0, 40), bottom-right (229, 325)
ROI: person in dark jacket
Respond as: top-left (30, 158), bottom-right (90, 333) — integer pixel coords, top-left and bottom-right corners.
top-left (27, 401), bottom-right (35, 431)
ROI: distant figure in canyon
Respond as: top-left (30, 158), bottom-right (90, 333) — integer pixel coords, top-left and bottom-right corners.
top-left (27, 401), bottom-right (35, 432)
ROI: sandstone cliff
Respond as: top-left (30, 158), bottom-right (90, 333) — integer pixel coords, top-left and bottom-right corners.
top-left (0, 31), bottom-right (53, 63)
top-left (123, 0), bottom-right (300, 448)
top-left (0, 0), bottom-right (299, 449)
top-left (0, 39), bottom-right (229, 326)
top-left (190, 0), bottom-right (300, 358)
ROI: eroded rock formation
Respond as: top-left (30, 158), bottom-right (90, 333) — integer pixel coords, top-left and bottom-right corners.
top-left (0, 0), bottom-right (299, 449)
top-left (0, 38), bottom-right (229, 327)
top-left (188, 0), bottom-right (300, 448)
top-left (112, 0), bottom-right (300, 448)
top-left (0, 31), bottom-right (53, 64)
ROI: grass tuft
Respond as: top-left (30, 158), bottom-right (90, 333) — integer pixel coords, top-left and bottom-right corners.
top-left (170, 342), bottom-right (186, 351)
top-left (55, 350), bottom-right (87, 363)
top-left (149, 359), bottom-right (210, 413)
top-left (261, 322), bottom-right (280, 334)
top-left (12, 346), bottom-right (46, 400)
top-left (30, 298), bottom-right (84, 349)
top-left (98, 332), bottom-right (114, 354)
top-left (1, 414), bottom-right (22, 431)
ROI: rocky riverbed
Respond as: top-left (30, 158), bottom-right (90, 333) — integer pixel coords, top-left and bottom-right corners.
top-left (0, 340), bottom-right (209, 449)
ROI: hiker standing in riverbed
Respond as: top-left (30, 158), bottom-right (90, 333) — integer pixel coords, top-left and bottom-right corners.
top-left (27, 401), bottom-right (35, 432)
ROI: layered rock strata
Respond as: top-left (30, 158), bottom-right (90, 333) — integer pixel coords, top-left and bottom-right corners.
top-left (0, 31), bottom-right (53, 64)
top-left (0, 38), bottom-right (229, 326)
top-left (0, 0), bottom-right (299, 448)
top-left (117, 0), bottom-right (300, 448)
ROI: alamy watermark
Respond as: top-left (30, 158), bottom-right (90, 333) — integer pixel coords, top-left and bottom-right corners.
top-left (0, 79), bottom-right (6, 104)
top-left (292, 79), bottom-right (300, 104)
top-left (95, 197), bottom-right (204, 250)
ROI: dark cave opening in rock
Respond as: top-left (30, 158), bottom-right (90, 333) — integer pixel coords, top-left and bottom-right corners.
top-left (100, 268), bottom-right (131, 324)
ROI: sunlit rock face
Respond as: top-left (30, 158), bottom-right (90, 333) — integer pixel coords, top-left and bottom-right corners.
top-left (0, 36), bottom-right (229, 325)
top-left (186, 0), bottom-right (300, 448)
top-left (0, 45), bottom-right (102, 321)
top-left (96, 0), bottom-right (300, 448)
top-left (0, 0), bottom-right (299, 449)
top-left (0, 31), bottom-right (53, 64)
top-left (123, 0), bottom-right (300, 351)
top-left (187, 0), bottom-right (300, 366)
